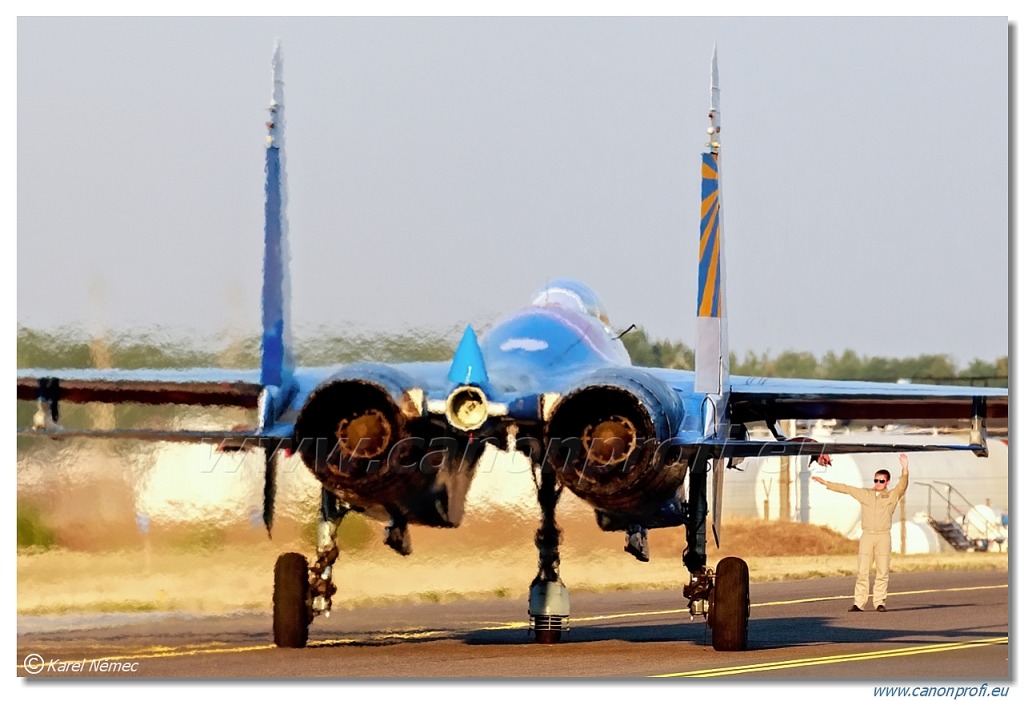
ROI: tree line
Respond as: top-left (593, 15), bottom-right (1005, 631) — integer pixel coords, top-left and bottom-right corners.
top-left (18, 325), bottom-right (1007, 387)
top-left (614, 329), bottom-right (1007, 388)
top-left (617, 328), bottom-right (1007, 386)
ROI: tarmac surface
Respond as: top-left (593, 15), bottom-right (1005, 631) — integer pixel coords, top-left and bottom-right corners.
top-left (16, 569), bottom-right (1009, 680)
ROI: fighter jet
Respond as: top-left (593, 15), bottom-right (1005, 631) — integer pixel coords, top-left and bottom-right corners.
top-left (17, 44), bottom-right (1007, 651)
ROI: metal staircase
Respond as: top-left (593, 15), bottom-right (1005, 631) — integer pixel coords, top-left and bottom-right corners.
top-left (926, 517), bottom-right (973, 551)
top-left (917, 481), bottom-right (1005, 552)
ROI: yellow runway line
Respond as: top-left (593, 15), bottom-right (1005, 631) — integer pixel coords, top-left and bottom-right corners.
top-left (653, 637), bottom-right (1009, 678)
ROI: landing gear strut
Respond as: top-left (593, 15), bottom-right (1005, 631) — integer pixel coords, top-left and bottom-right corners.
top-left (528, 463), bottom-right (569, 643)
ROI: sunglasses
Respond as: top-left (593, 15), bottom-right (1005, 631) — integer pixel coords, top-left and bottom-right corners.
top-left (874, 478), bottom-right (888, 484)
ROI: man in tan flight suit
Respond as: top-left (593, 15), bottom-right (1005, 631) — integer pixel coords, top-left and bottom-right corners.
top-left (812, 454), bottom-right (909, 612)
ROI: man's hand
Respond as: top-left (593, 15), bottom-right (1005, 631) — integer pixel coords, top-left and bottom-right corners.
top-left (814, 453), bottom-right (832, 467)
top-left (898, 453), bottom-right (909, 472)
top-left (811, 475), bottom-right (827, 485)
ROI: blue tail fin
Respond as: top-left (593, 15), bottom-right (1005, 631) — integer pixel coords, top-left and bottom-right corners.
top-left (260, 41), bottom-right (295, 393)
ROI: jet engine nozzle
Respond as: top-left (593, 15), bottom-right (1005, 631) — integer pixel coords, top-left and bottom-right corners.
top-left (544, 369), bottom-right (687, 513)
top-left (335, 407), bottom-right (393, 460)
top-left (446, 386), bottom-right (488, 432)
top-left (294, 376), bottom-right (404, 478)
top-left (292, 364), bottom-right (482, 529)
top-left (583, 415), bottom-right (637, 468)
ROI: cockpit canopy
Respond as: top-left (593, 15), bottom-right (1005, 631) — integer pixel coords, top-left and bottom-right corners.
top-left (531, 278), bottom-right (610, 327)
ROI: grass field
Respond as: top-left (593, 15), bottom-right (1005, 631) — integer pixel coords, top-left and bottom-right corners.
top-left (17, 516), bottom-right (1008, 616)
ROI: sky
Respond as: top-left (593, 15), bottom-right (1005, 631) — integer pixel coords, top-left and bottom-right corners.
top-left (16, 16), bottom-right (1010, 369)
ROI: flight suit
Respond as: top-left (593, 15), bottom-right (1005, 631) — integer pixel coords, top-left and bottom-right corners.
top-left (822, 469), bottom-right (909, 608)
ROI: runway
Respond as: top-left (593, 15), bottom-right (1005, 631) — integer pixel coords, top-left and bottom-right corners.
top-left (16, 569), bottom-right (1008, 679)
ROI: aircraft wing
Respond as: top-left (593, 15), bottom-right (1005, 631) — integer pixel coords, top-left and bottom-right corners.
top-left (726, 375), bottom-right (1008, 423)
top-left (16, 363), bottom-right (462, 446)
top-left (643, 367), bottom-right (1006, 457)
top-left (16, 367), bottom-right (268, 444)
top-left (16, 368), bottom-right (264, 407)
top-left (699, 438), bottom-right (985, 459)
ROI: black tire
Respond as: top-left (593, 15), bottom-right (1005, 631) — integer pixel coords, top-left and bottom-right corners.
top-left (711, 556), bottom-right (749, 651)
top-left (535, 629), bottom-right (562, 644)
top-left (274, 552), bottom-right (311, 648)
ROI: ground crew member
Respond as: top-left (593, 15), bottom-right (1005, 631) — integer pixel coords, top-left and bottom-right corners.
top-left (812, 454), bottom-right (909, 612)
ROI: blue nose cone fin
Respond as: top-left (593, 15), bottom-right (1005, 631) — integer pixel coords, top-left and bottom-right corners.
top-left (448, 325), bottom-right (489, 385)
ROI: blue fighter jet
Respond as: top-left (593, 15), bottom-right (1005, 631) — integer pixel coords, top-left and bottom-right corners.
top-left (17, 45), bottom-right (1008, 651)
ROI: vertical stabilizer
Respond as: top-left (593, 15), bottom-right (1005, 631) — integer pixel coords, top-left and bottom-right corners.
top-left (259, 41), bottom-right (293, 535)
top-left (260, 41), bottom-right (295, 394)
top-left (694, 46), bottom-right (729, 397)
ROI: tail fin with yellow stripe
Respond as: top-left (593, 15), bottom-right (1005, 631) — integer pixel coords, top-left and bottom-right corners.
top-left (694, 46), bottom-right (729, 396)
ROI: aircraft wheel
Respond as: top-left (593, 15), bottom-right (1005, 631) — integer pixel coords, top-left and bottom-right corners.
top-left (274, 552), bottom-right (311, 648)
top-left (711, 556), bottom-right (749, 652)
top-left (534, 629), bottom-right (562, 644)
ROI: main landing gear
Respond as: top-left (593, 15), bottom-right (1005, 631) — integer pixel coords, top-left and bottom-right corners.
top-left (682, 557), bottom-right (749, 651)
top-left (681, 451), bottom-right (750, 651)
top-left (272, 490), bottom-right (347, 648)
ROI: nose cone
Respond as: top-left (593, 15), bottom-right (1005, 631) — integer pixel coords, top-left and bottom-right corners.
top-left (448, 325), bottom-right (489, 385)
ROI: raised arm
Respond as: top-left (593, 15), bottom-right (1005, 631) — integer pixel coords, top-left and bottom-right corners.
top-left (891, 453), bottom-right (910, 501)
